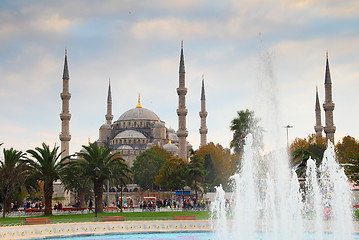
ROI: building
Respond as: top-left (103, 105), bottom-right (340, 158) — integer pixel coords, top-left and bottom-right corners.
top-left (95, 42), bottom-right (206, 165)
top-left (60, 42), bottom-right (208, 168)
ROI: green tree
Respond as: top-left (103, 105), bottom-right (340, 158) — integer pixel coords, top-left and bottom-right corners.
top-left (196, 143), bottom-right (233, 190)
top-left (26, 143), bottom-right (68, 215)
top-left (0, 148), bottom-right (28, 217)
top-left (155, 157), bottom-right (188, 190)
top-left (62, 162), bottom-right (92, 207)
top-left (336, 136), bottom-right (359, 185)
top-left (188, 154), bottom-right (204, 200)
top-left (75, 142), bottom-right (131, 213)
top-left (132, 146), bottom-right (171, 190)
top-left (230, 109), bottom-right (263, 157)
top-left (289, 134), bottom-right (327, 177)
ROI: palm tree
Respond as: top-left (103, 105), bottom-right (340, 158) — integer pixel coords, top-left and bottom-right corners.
top-left (26, 143), bottom-right (68, 216)
top-left (61, 163), bottom-right (92, 208)
top-left (75, 142), bottom-right (131, 214)
top-left (0, 148), bottom-right (27, 217)
top-left (230, 109), bottom-right (263, 157)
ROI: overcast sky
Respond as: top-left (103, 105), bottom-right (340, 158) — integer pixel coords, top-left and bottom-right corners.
top-left (0, 0), bottom-right (358, 156)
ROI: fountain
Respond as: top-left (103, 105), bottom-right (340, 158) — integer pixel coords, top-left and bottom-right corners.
top-left (211, 47), bottom-right (354, 239)
top-left (212, 134), bottom-right (354, 239)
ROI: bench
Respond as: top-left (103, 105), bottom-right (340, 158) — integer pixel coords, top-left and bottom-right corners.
top-left (104, 206), bottom-right (118, 212)
top-left (173, 215), bottom-right (196, 220)
top-left (25, 218), bottom-right (50, 225)
top-left (62, 207), bottom-right (87, 212)
top-left (101, 216), bottom-right (124, 221)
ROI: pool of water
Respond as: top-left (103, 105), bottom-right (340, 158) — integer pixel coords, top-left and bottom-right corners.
top-left (44, 232), bottom-right (214, 240)
top-left (43, 231), bottom-right (359, 240)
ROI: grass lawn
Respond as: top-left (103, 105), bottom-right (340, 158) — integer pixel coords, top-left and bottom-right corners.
top-left (0, 210), bottom-right (211, 226)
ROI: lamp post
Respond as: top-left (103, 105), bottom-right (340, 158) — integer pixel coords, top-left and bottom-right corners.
top-left (94, 167), bottom-right (100, 221)
top-left (284, 125), bottom-right (293, 149)
top-left (181, 180), bottom-right (186, 210)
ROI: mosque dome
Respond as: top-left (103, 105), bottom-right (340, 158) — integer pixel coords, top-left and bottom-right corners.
top-left (168, 132), bottom-right (179, 142)
top-left (100, 123), bottom-right (111, 130)
top-left (117, 107), bottom-right (159, 121)
top-left (168, 127), bottom-right (176, 134)
top-left (163, 143), bottom-right (179, 152)
top-left (114, 130), bottom-right (146, 139)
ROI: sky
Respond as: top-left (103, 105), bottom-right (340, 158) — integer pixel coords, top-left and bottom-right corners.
top-left (0, 0), bottom-right (359, 157)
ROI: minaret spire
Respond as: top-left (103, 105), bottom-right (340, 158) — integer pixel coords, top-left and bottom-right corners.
top-left (199, 75), bottom-right (208, 147)
top-left (314, 86), bottom-right (323, 137)
top-left (105, 78), bottom-right (113, 124)
top-left (177, 41), bottom-right (188, 160)
top-left (323, 52), bottom-right (336, 142)
top-left (60, 48), bottom-right (71, 158)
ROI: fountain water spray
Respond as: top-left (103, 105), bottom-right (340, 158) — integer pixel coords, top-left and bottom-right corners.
top-left (212, 46), bottom-right (353, 239)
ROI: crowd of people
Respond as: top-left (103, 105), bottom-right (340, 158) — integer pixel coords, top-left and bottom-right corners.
top-left (139, 197), bottom-right (210, 211)
top-left (8, 196), bottom-right (211, 213)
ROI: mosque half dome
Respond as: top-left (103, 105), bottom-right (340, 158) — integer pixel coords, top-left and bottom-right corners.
top-left (117, 107), bottom-right (159, 121)
top-left (117, 145), bottom-right (133, 150)
top-left (114, 130), bottom-right (146, 139)
top-left (163, 143), bottom-right (179, 152)
top-left (154, 121), bottom-right (165, 128)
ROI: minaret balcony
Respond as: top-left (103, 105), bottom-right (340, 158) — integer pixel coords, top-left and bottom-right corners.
top-left (60, 113), bottom-right (71, 120)
top-left (199, 128), bottom-right (208, 134)
top-left (324, 126), bottom-right (336, 133)
top-left (314, 126), bottom-right (323, 132)
top-left (176, 108), bottom-right (188, 116)
top-left (60, 93), bottom-right (71, 100)
top-left (176, 88), bottom-right (187, 95)
top-left (59, 134), bottom-right (71, 141)
top-left (323, 102), bottom-right (335, 111)
top-left (177, 130), bottom-right (188, 138)
top-left (199, 111), bottom-right (208, 118)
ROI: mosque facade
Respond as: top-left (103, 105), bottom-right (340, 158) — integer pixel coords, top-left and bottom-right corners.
top-left (60, 42), bottom-right (208, 166)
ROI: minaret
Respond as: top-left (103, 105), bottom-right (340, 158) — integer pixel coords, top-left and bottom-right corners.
top-left (314, 86), bottom-right (323, 137)
top-left (59, 49), bottom-right (71, 158)
top-left (177, 41), bottom-right (188, 160)
top-left (105, 78), bottom-right (113, 124)
top-left (199, 75), bottom-right (208, 147)
top-left (323, 52), bottom-right (336, 143)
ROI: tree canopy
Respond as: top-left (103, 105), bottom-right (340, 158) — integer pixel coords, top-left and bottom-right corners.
top-left (155, 157), bottom-right (188, 190)
top-left (75, 142), bottom-right (131, 213)
top-left (132, 146), bottom-right (172, 191)
top-left (336, 136), bottom-right (359, 185)
top-left (26, 143), bottom-right (68, 215)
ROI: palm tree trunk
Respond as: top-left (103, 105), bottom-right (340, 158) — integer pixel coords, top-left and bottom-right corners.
top-left (94, 179), bottom-right (104, 213)
top-left (78, 188), bottom-right (85, 208)
top-left (44, 183), bottom-right (54, 216)
top-left (3, 185), bottom-right (12, 218)
top-left (120, 186), bottom-right (123, 213)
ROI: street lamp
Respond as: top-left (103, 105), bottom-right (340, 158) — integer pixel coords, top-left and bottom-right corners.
top-left (181, 180), bottom-right (186, 210)
top-left (94, 167), bottom-right (100, 220)
top-left (284, 125), bottom-right (293, 149)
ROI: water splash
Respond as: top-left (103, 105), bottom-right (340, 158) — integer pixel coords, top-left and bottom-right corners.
top-left (212, 136), bottom-right (354, 239)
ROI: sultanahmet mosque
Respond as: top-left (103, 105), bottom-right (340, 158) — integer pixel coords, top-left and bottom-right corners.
top-left (59, 42), bottom-right (209, 166)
